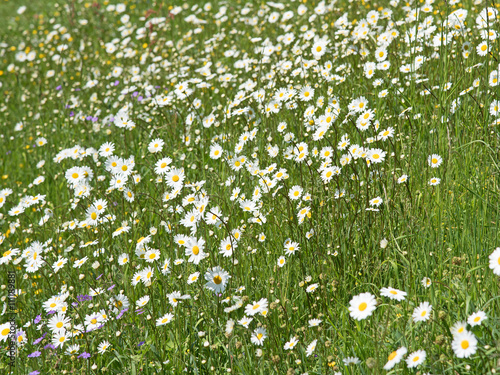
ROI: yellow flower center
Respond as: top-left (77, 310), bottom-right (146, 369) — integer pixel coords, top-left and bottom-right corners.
top-left (192, 246), bottom-right (199, 255)
top-left (56, 322), bottom-right (63, 328)
top-left (91, 212), bottom-right (97, 220)
top-left (213, 275), bottom-right (222, 285)
top-left (172, 175), bottom-right (179, 182)
top-left (359, 302), bottom-right (367, 311)
top-left (1, 328), bottom-right (10, 336)
top-left (388, 351), bottom-right (397, 361)
top-left (461, 340), bottom-right (469, 349)
top-left (413, 356), bottom-right (419, 362)
top-left (474, 316), bottom-right (480, 322)
top-left (91, 319), bottom-right (97, 324)
top-left (72, 173), bottom-right (79, 179)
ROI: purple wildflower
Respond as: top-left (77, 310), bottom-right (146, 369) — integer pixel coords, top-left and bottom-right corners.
top-left (28, 351), bottom-right (41, 358)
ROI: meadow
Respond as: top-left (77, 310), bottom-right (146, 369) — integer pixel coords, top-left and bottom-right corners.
top-left (0, 0), bottom-right (499, 373)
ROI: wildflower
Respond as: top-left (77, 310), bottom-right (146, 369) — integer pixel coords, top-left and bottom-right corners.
top-left (412, 302), bottom-right (432, 322)
top-left (284, 336), bottom-right (298, 350)
top-left (428, 154), bottom-right (442, 168)
top-left (467, 311), bottom-right (487, 326)
top-left (156, 313), bottom-right (174, 326)
top-left (452, 331), bottom-right (477, 358)
top-left (489, 247), bottom-right (500, 275)
top-left (406, 350), bottom-right (426, 368)
top-left (380, 287), bottom-right (407, 301)
top-left (204, 267), bottom-right (231, 294)
top-left (306, 339), bottom-right (317, 357)
top-left (348, 293), bottom-right (377, 320)
top-left (383, 347), bottom-right (407, 370)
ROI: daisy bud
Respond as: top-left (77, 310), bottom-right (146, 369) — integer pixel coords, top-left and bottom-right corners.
top-left (434, 335), bottom-right (445, 345)
top-left (439, 311), bottom-right (447, 320)
top-left (366, 358), bottom-right (377, 369)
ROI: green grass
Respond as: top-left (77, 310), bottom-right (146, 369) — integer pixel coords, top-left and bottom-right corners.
top-left (0, 0), bottom-right (499, 374)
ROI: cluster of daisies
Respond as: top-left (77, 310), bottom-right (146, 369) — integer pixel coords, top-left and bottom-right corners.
top-left (0, 0), bottom-right (499, 373)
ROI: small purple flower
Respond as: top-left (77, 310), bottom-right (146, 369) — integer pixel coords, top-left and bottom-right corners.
top-left (47, 310), bottom-right (56, 315)
top-left (72, 302), bottom-right (78, 307)
top-left (28, 351), bottom-right (41, 358)
top-left (92, 117), bottom-right (98, 122)
top-left (56, 85), bottom-right (62, 90)
top-left (33, 332), bottom-right (47, 345)
top-left (96, 274), bottom-right (103, 280)
top-left (6, 151), bottom-right (11, 155)
top-left (75, 88), bottom-right (81, 91)
top-left (107, 284), bottom-right (115, 291)
top-left (114, 80), bottom-right (120, 86)
top-left (137, 96), bottom-right (143, 102)
top-left (34, 315), bottom-right (41, 324)
top-left (78, 352), bottom-right (91, 359)
top-left (132, 91), bottom-right (138, 97)
top-left (155, 86), bottom-right (161, 89)
top-left (29, 371), bottom-right (40, 375)
top-left (136, 309), bottom-right (144, 315)
top-left (69, 111), bottom-right (75, 117)
top-left (86, 115), bottom-right (92, 121)
top-left (138, 341), bottom-right (145, 347)
top-left (44, 343), bottom-right (56, 350)
top-left (113, 202), bottom-right (118, 206)
top-left (116, 308), bottom-right (128, 319)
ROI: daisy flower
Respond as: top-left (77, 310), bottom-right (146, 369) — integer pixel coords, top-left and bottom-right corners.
top-left (348, 293), bottom-right (377, 320)
top-left (245, 298), bottom-right (268, 316)
top-left (412, 301), bottom-right (432, 322)
top-left (450, 321), bottom-right (468, 337)
top-left (204, 266), bottom-right (231, 294)
top-left (380, 287), bottom-right (407, 301)
top-left (284, 336), bottom-right (298, 350)
top-left (383, 347), bottom-right (407, 370)
top-left (428, 154), bottom-right (442, 168)
top-left (428, 177), bottom-right (441, 186)
top-left (406, 349), bottom-right (426, 368)
top-left (250, 327), bottom-right (267, 346)
top-left (421, 277), bottom-right (432, 288)
top-left (467, 311), bottom-right (487, 326)
top-left (488, 247), bottom-right (500, 275)
top-left (156, 313), bottom-right (174, 326)
top-left (452, 331), bottom-right (477, 358)
top-left (308, 318), bottom-right (322, 327)
top-left (97, 340), bottom-right (111, 354)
